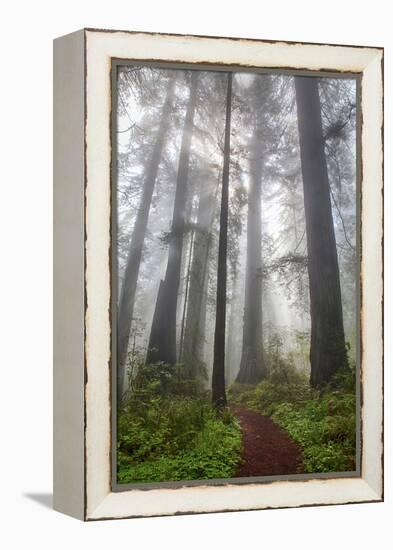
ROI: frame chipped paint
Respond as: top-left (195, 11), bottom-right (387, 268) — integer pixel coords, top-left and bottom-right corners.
top-left (54, 28), bottom-right (383, 521)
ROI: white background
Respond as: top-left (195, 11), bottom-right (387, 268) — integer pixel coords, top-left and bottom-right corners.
top-left (0, 0), bottom-right (391, 548)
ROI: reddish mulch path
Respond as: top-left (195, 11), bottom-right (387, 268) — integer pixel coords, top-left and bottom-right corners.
top-left (230, 403), bottom-right (304, 477)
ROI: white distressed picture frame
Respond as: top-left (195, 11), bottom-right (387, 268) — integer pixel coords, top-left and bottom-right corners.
top-left (53, 28), bottom-right (383, 521)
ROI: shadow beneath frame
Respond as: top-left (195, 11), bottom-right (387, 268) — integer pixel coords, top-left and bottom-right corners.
top-left (23, 493), bottom-right (53, 509)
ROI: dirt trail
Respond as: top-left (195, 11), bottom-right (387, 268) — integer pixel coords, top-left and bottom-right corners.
top-left (230, 403), bottom-right (303, 477)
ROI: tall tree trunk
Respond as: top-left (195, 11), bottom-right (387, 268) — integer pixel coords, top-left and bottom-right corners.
top-left (176, 184), bottom-right (196, 356)
top-left (226, 272), bottom-right (239, 385)
top-left (196, 261), bottom-right (209, 364)
top-left (236, 127), bottom-right (265, 383)
top-left (212, 73), bottom-right (232, 408)
top-left (179, 227), bottom-right (195, 362)
top-left (147, 71), bottom-right (199, 365)
top-left (182, 177), bottom-right (216, 376)
top-left (117, 75), bottom-right (176, 398)
top-left (295, 76), bottom-right (348, 387)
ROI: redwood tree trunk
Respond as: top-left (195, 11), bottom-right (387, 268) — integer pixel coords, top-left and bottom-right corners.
top-left (117, 75), bottom-right (176, 398)
top-left (295, 76), bottom-right (348, 387)
top-left (212, 73), bottom-right (232, 408)
top-left (147, 71), bottom-right (199, 365)
top-left (236, 127), bottom-right (265, 383)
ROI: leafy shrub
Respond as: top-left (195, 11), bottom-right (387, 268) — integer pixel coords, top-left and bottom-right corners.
top-left (117, 361), bottom-right (242, 484)
top-left (327, 362), bottom-right (356, 392)
top-left (127, 360), bottom-right (207, 400)
top-left (229, 353), bottom-right (313, 416)
top-left (118, 411), bottom-right (241, 483)
top-left (272, 387), bottom-right (356, 472)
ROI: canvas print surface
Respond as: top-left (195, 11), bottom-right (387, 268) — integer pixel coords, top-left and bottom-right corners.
top-left (113, 64), bottom-right (358, 485)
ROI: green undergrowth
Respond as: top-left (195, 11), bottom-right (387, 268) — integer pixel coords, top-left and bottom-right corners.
top-left (117, 362), bottom-right (242, 484)
top-left (229, 360), bottom-right (356, 474)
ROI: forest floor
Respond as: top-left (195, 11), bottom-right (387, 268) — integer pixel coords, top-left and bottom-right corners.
top-left (230, 403), bottom-right (304, 477)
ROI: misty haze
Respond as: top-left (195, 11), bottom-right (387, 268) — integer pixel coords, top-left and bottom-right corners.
top-left (114, 65), bottom-right (357, 485)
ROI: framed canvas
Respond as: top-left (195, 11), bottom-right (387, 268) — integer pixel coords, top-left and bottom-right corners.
top-left (53, 28), bottom-right (383, 521)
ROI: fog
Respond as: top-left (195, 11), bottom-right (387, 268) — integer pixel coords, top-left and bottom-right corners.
top-left (116, 66), bottom-right (356, 393)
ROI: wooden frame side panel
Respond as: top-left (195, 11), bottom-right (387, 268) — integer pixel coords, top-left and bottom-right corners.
top-left (360, 51), bottom-right (384, 497)
top-left (53, 29), bottom-right (86, 520)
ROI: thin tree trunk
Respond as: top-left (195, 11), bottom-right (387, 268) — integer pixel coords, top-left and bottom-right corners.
top-left (179, 228), bottom-right (195, 362)
top-left (212, 73), bottom-right (232, 408)
top-left (147, 71), bottom-right (199, 365)
top-left (236, 127), bottom-right (265, 383)
top-left (117, 75), bottom-right (176, 399)
top-left (295, 76), bottom-right (348, 387)
top-left (196, 261), bottom-right (209, 364)
top-left (226, 274), bottom-right (239, 385)
top-left (176, 183), bottom-right (196, 357)
top-left (182, 178), bottom-right (216, 376)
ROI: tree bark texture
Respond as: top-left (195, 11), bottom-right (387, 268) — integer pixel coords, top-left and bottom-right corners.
top-left (295, 76), bottom-right (348, 387)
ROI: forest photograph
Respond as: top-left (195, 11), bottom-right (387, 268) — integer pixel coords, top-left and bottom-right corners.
top-left (114, 63), bottom-right (358, 485)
